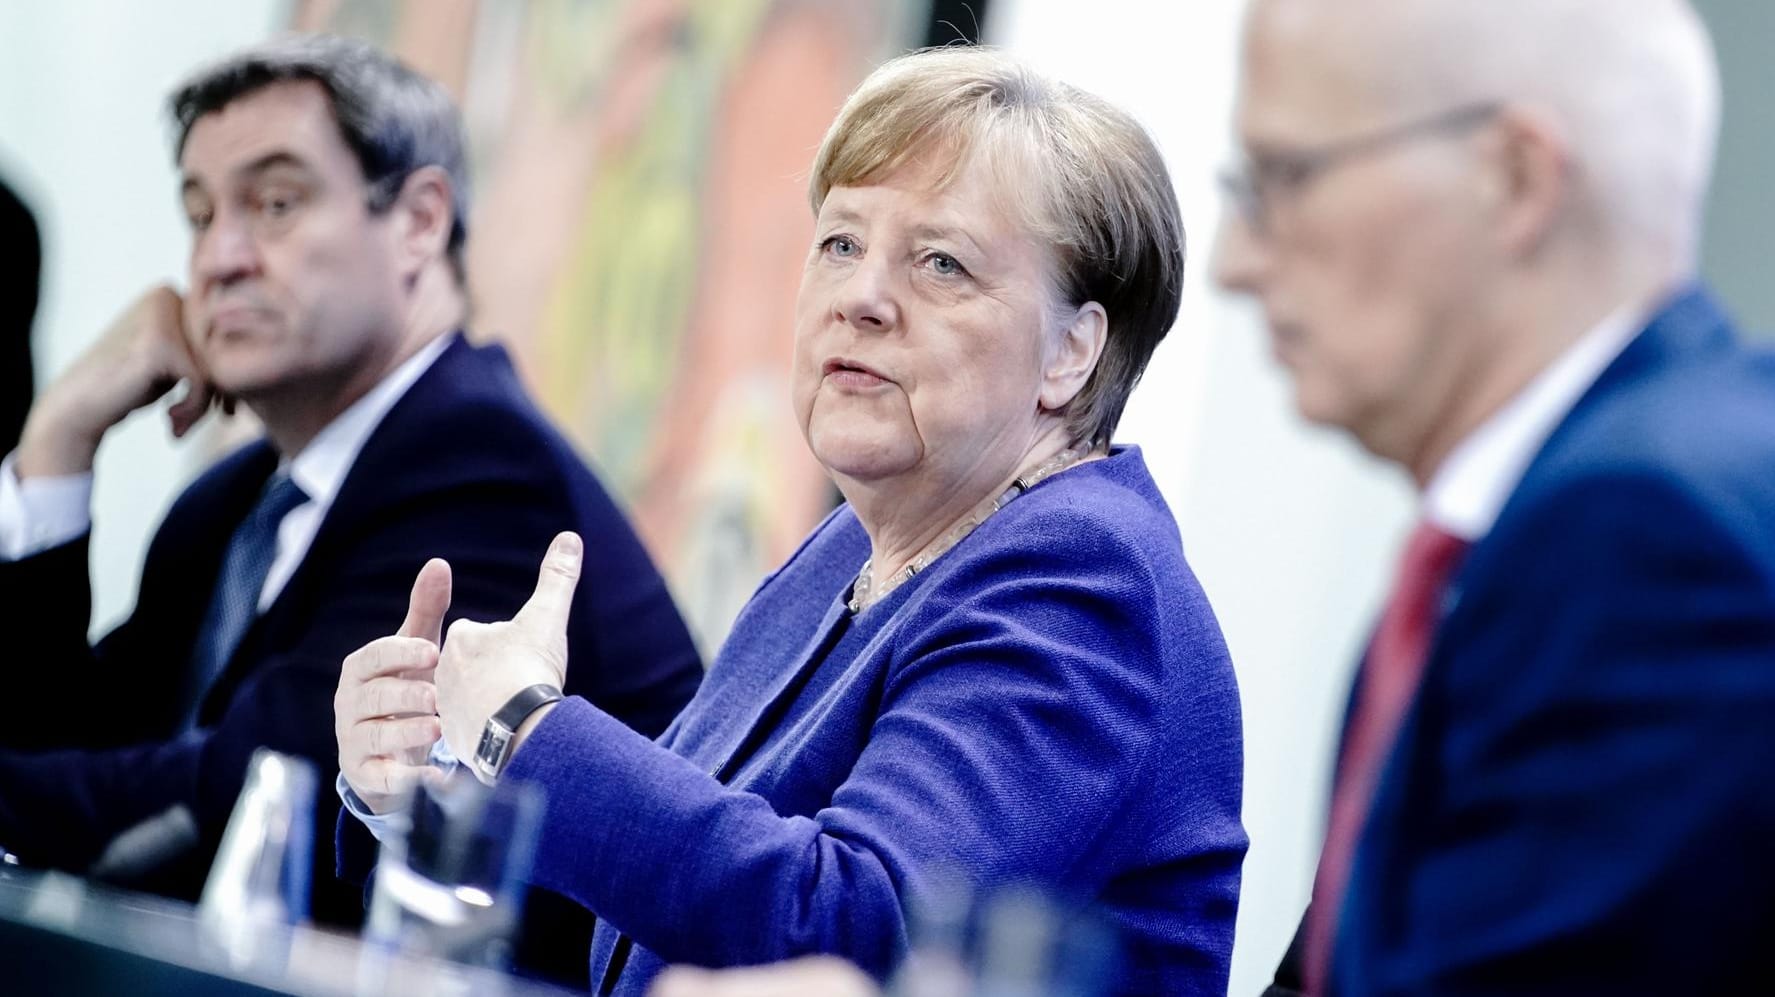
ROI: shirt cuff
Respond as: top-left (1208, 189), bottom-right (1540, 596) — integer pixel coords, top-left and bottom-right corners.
top-left (337, 773), bottom-right (399, 843)
top-left (335, 739), bottom-right (461, 843)
top-left (0, 453), bottom-right (93, 561)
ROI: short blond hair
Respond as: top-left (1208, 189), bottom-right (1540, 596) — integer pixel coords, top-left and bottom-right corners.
top-left (809, 47), bottom-right (1185, 450)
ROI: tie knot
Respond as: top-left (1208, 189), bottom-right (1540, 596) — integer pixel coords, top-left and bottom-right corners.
top-left (255, 473), bottom-right (309, 526)
top-left (1399, 519), bottom-right (1470, 593)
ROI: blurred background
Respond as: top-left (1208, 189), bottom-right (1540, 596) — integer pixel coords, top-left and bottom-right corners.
top-left (0, 1), bottom-right (1767, 993)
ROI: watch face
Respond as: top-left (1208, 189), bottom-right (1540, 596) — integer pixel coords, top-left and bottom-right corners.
top-left (475, 723), bottom-right (515, 781)
top-left (471, 755), bottom-right (499, 784)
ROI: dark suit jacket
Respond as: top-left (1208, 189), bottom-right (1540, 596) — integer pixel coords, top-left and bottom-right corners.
top-left (1323, 288), bottom-right (1775, 994)
top-left (0, 334), bottom-right (701, 977)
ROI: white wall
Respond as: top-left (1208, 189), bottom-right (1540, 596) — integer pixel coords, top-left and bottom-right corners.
top-left (1694, 0), bottom-right (1775, 334)
top-left (986, 3), bottom-right (1415, 993)
top-left (0, 0), bottom-right (285, 632)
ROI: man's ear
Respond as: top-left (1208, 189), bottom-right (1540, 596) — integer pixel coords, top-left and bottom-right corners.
top-left (389, 165), bottom-right (455, 278)
top-left (1483, 105), bottom-right (1573, 259)
top-left (1040, 301), bottom-right (1108, 412)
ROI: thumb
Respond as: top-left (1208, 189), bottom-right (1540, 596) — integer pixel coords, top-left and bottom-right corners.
top-left (515, 532), bottom-right (582, 636)
top-left (167, 378), bottom-right (216, 439)
top-left (398, 558), bottom-right (453, 644)
top-left (162, 291), bottom-right (215, 438)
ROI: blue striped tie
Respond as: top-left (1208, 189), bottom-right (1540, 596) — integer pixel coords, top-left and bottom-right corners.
top-left (187, 472), bottom-right (309, 724)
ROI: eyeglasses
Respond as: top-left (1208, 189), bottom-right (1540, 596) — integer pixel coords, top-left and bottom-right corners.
top-left (1219, 102), bottom-right (1501, 237)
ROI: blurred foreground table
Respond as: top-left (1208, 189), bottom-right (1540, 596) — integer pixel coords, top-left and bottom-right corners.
top-left (0, 866), bottom-right (576, 996)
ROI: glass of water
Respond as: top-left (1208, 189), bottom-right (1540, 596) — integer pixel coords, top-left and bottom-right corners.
top-left (198, 749), bottom-right (317, 972)
top-left (364, 772), bottom-right (543, 972)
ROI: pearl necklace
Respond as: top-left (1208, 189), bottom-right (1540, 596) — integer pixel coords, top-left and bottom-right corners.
top-left (848, 448), bottom-right (1087, 614)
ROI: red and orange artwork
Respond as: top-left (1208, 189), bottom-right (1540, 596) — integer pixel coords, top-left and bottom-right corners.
top-left (293, 0), bottom-right (922, 649)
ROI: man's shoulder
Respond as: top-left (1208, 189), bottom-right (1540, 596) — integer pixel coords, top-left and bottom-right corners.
top-left (1452, 331), bottom-right (1775, 650)
top-left (162, 439), bottom-right (278, 523)
top-left (373, 338), bottom-right (563, 457)
top-left (340, 337), bottom-right (606, 514)
top-left (1492, 285), bottom-right (1773, 536)
top-left (1516, 342), bottom-right (1775, 534)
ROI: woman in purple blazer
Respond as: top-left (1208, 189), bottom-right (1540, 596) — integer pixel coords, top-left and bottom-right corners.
top-left (335, 47), bottom-right (1246, 996)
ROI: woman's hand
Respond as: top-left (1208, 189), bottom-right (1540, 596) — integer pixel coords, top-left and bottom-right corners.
top-left (335, 559), bottom-right (451, 815)
top-left (435, 532), bottom-right (582, 776)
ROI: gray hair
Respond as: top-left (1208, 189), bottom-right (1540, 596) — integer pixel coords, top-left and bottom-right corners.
top-left (1354, 0), bottom-right (1719, 270)
top-left (811, 47), bottom-right (1186, 450)
top-left (168, 34), bottom-right (470, 279)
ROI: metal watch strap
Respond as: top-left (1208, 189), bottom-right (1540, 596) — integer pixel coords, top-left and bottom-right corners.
top-left (472, 683), bottom-right (563, 781)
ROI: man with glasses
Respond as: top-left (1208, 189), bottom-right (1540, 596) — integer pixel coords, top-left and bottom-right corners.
top-left (1217, 0), bottom-right (1775, 993)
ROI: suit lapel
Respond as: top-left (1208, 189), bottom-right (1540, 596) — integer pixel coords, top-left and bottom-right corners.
top-left (269, 333), bottom-right (476, 611)
top-left (1437, 285), bottom-right (1733, 642)
top-left (200, 335), bottom-right (477, 721)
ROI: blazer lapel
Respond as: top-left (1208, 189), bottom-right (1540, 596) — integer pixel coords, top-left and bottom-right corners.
top-left (710, 594), bottom-right (855, 783)
top-left (201, 336), bottom-right (480, 727)
top-left (271, 333), bottom-right (474, 608)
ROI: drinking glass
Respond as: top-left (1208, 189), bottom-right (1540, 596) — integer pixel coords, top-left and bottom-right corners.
top-left (364, 773), bottom-right (543, 972)
top-left (197, 749), bottom-right (316, 971)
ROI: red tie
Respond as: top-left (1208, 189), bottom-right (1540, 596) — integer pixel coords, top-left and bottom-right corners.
top-left (1306, 520), bottom-right (1470, 994)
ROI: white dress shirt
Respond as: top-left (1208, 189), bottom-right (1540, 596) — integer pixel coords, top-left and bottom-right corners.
top-left (1423, 305), bottom-right (1645, 542)
top-left (264, 334), bottom-right (452, 609)
top-left (0, 333), bottom-right (452, 613)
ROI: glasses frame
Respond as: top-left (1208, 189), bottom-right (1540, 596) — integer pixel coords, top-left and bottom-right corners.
top-left (1220, 101), bottom-right (1502, 237)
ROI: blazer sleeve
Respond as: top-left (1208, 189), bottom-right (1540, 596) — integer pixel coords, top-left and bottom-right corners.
top-left (0, 446), bottom-right (274, 753)
top-left (0, 534), bottom-right (190, 750)
top-left (0, 536), bottom-right (99, 737)
top-left (1350, 468), bottom-right (1775, 995)
top-left (0, 533), bottom-right (95, 674)
top-left (502, 523), bottom-right (1180, 977)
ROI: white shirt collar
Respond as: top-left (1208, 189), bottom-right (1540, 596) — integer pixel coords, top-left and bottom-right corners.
top-left (285, 333), bottom-right (454, 507)
top-left (1424, 305), bottom-right (1644, 542)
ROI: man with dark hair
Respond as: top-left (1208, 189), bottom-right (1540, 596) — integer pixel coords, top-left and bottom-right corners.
top-left (0, 34), bottom-right (701, 982)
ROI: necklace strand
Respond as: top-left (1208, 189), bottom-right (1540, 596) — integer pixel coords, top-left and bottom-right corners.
top-left (848, 447), bottom-right (1086, 614)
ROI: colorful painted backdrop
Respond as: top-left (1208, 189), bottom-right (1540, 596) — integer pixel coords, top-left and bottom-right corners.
top-left (294, 0), bottom-right (924, 648)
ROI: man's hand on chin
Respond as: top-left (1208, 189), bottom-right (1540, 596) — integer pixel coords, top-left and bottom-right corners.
top-left (15, 284), bottom-right (218, 480)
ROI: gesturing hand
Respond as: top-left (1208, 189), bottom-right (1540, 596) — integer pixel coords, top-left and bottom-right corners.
top-left (435, 532), bottom-right (582, 779)
top-left (335, 558), bottom-right (451, 815)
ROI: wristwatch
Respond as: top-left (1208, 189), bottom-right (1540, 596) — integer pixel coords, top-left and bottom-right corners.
top-left (472, 683), bottom-right (563, 782)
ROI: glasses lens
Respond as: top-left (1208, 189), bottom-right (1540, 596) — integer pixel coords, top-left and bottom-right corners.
top-left (1218, 168), bottom-right (1265, 233)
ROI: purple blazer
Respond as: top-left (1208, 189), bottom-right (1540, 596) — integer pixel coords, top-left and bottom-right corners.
top-left (501, 447), bottom-right (1246, 995)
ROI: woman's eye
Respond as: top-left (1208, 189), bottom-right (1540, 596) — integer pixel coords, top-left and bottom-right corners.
top-left (822, 235), bottom-right (860, 258)
top-left (927, 252), bottom-right (966, 277)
